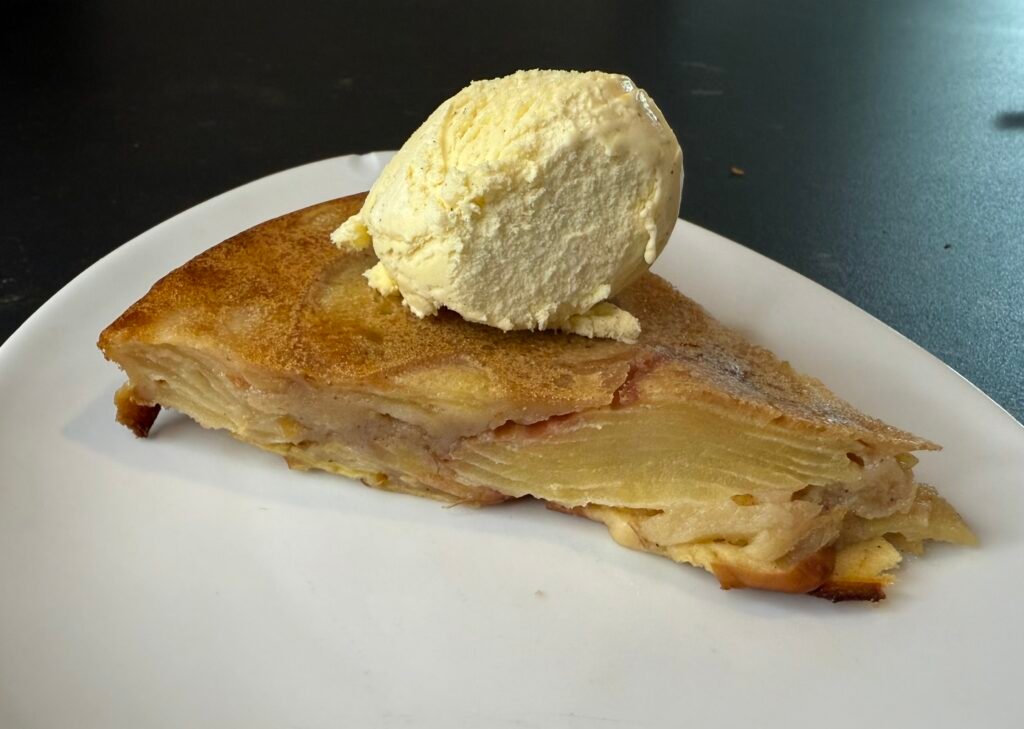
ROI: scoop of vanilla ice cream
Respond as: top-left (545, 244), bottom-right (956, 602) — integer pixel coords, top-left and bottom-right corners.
top-left (332, 69), bottom-right (683, 342)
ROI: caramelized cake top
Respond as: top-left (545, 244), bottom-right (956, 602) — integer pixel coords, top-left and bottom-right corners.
top-left (100, 193), bottom-right (933, 451)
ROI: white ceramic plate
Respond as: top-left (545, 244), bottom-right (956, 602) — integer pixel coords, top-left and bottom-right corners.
top-left (2, 154), bottom-right (1022, 729)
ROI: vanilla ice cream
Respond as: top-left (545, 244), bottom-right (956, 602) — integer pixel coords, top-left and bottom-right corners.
top-left (332, 69), bottom-right (683, 342)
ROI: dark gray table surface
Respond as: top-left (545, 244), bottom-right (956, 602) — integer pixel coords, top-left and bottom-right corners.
top-left (3, 0), bottom-right (1022, 420)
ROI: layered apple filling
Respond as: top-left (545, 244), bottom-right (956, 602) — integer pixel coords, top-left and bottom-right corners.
top-left (111, 341), bottom-right (973, 598)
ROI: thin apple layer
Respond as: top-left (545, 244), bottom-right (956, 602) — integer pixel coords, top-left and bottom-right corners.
top-left (452, 365), bottom-right (974, 574)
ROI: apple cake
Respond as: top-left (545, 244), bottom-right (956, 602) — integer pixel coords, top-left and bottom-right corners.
top-left (98, 193), bottom-right (974, 601)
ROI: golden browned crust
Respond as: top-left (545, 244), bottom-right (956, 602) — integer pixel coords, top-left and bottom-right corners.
top-left (99, 193), bottom-right (933, 453)
top-left (550, 502), bottom-right (868, 599)
top-left (114, 383), bottom-right (160, 438)
top-left (99, 195), bottom-right (633, 428)
top-left (711, 549), bottom-right (836, 594)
